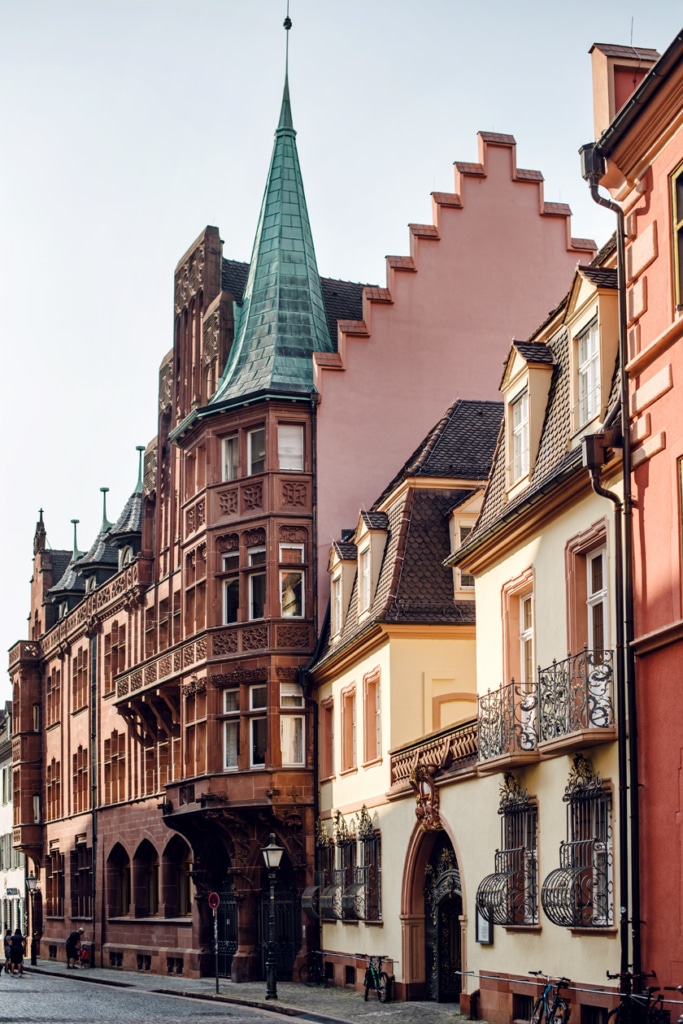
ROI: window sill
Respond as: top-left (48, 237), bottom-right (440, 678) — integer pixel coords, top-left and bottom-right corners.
top-left (503, 924), bottom-right (542, 933)
top-left (340, 766), bottom-right (358, 777)
top-left (361, 757), bottom-right (383, 769)
top-left (568, 926), bottom-right (618, 936)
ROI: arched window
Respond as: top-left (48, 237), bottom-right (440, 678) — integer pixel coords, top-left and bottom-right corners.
top-left (162, 836), bottom-right (193, 918)
top-left (106, 843), bottom-right (131, 918)
top-left (133, 840), bottom-right (159, 917)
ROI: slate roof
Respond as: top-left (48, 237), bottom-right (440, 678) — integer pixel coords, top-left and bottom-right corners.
top-left (312, 400), bottom-right (501, 671)
top-left (512, 341), bottom-right (555, 364)
top-left (332, 541), bottom-right (357, 561)
top-left (580, 266), bottom-right (618, 290)
top-left (222, 254), bottom-right (366, 350)
top-left (50, 550), bottom-right (73, 586)
top-left (76, 528), bottom-right (119, 573)
top-left (48, 554), bottom-right (86, 599)
top-left (108, 491), bottom-right (143, 547)
top-left (209, 76), bottom-right (334, 406)
top-left (374, 400), bottom-right (503, 507)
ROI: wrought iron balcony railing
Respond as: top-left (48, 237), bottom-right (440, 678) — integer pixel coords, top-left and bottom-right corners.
top-left (478, 681), bottom-right (538, 763)
top-left (478, 650), bottom-right (616, 766)
top-left (476, 846), bottom-right (538, 926)
top-left (538, 649), bottom-right (614, 742)
top-left (540, 837), bottom-right (613, 928)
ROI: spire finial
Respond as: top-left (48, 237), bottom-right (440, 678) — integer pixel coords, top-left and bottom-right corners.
top-left (277, 2), bottom-right (294, 133)
top-left (284, 0), bottom-right (292, 77)
top-left (33, 509), bottom-right (47, 555)
top-left (70, 519), bottom-right (84, 561)
top-left (100, 486), bottom-right (113, 532)
top-left (135, 445), bottom-right (145, 494)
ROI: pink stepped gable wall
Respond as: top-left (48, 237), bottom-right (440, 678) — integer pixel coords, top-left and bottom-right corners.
top-left (313, 131), bottom-right (595, 601)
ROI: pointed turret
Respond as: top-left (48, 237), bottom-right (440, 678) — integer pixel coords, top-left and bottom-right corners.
top-left (108, 447), bottom-right (145, 559)
top-left (48, 519), bottom-right (86, 615)
top-left (210, 64), bottom-right (333, 407)
top-left (75, 488), bottom-right (119, 589)
top-left (33, 509), bottom-right (46, 555)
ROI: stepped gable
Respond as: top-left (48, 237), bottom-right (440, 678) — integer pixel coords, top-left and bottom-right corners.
top-left (373, 400), bottom-right (503, 508)
top-left (209, 74), bottom-right (334, 406)
top-left (313, 131), bottom-right (596, 388)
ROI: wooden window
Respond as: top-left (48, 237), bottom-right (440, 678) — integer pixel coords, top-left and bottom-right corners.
top-left (577, 319), bottom-right (600, 426)
top-left (320, 698), bottom-right (334, 779)
top-left (520, 594), bottom-right (534, 684)
top-left (70, 843), bottom-right (93, 918)
top-left (248, 428), bottom-right (266, 475)
top-left (672, 161), bottom-right (683, 308)
top-left (185, 690), bottom-right (207, 779)
top-left (72, 745), bottom-right (89, 814)
top-left (278, 424), bottom-right (304, 471)
top-left (341, 687), bottom-right (356, 772)
top-left (565, 520), bottom-right (609, 655)
top-left (104, 621), bottom-right (127, 692)
top-left (281, 715), bottom-right (304, 765)
top-left (45, 851), bottom-right (65, 918)
top-left (46, 758), bottom-right (61, 821)
top-left (223, 434), bottom-right (239, 481)
top-left (104, 731), bottom-right (126, 805)
top-left (46, 666), bottom-right (61, 726)
top-left (222, 688), bottom-right (240, 771)
top-left (502, 567), bottom-right (535, 684)
top-left (72, 646), bottom-right (89, 711)
top-left (458, 525), bottom-right (475, 589)
top-left (511, 390), bottom-right (529, 482)
top-left (331, 574), bottom-right (342, 635)
top-left (363, 669), bottom-right (381, 764)
top-left (250, 717), bottom-right (267, 767)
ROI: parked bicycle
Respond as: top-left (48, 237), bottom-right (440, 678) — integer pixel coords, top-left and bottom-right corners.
top-left (357, 953), bottom-right (391, 1003)
top-left (529, 971), bottom-right (571, 1024)
top-left (298, 949), bottom-right (328, 988)
top-left (606, 972), bottom-right (670, 1024)
top-left (664, 985), bottom-right (683, 1024)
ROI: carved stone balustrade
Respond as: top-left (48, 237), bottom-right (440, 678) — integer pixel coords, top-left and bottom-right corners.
top-left (389, 718), bottom-right (478, 796)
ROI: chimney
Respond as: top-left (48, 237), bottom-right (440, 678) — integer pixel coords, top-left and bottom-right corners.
top-left (590, 43), bottom-right (660, 140)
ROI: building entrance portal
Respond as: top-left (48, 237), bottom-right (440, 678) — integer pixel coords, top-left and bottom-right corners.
top-left (215, 881), bottom-right (238, 978)
top-left (424, 833), bottom-right (462, 1002)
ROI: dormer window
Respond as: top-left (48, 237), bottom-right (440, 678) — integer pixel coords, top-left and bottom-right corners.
top-left (511, 390), bottom-right (529, 483)
top-left (359, 547), bottom-right (371, 612)
top-left (118, 546), bottom-right (133, 570)
top-left (332, 574), bottom-right (342, 634)
top-left (85, 576), bottom-right (96, 594)
top-left (577, 319), bottom-right (600, 426)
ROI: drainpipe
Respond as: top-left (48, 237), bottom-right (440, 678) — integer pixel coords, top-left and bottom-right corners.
top-left (582, 433), bottom-right (628, 987)
top-left (90, 631), bottom-right (99, 968)
top-left (580, 143), bottom-right (641, 988)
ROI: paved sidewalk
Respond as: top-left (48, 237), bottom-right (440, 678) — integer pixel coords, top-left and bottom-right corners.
top-left (26, 957), bottom-right (471, 1024)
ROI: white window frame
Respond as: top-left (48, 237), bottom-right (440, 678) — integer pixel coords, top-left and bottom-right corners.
top-left (458, 524), bottom-right (475, 589)
top-left (248, 572), bottom-right (266, 620)
top-left (359, 547), bottom-right (371, 612)
top-left (223, 688), bottom-right (240, 714)
top-left (280, 682), bottom-right (304, 708)
top-left (249, 684), bottom-right (267, 711)
top-left (248, 428), bottom-right (266, 475)
top-left (222, 434), bottom-right (239, 481)
top-left (223, 575), bottom-right (239, 624)
top-left (577, 320), bottom-right (600, 426)
top-left (587, 547), bottom-right (608, 652)
top-left (223, 720), bottom-right (240, 771)
top-left (519, 593), bottom-right (534, 685)
top-left (278, 424), bottom-right (304, 472)
top-left (280, 714), bottom-right (305, 766)
top-left (511, 390), bottom-right (529, 483)
top-left (280, 569), bottom-right (304, 618)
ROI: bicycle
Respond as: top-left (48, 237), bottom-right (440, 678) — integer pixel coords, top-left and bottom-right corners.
top-left (606, 972), bottom-right (669, 1024)
top-left (357, 953), bottom-right (391, 1003)
top-left (528, 972), bottom-right (571, 1024)
top-left (298, 949), bottom-right (328, 987)
top-left (664, 985), bottom-right (683, 1024)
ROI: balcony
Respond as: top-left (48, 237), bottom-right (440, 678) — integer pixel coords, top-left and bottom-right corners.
top-left (388, 719), bottom-right (478, 794)
top-left (477, 650), bottom-right (616, 772)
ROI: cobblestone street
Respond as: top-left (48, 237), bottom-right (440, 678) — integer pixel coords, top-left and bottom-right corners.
top-left (3, 960), bottom-right (472, 1024)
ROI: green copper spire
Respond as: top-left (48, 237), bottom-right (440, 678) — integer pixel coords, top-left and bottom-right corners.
top-left (210, 20), bottom-right (333, 407)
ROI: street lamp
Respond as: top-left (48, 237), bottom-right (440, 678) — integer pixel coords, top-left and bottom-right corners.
top-left (26, 872), bottom-right (39, 966)
top-left (261, 833), bottom-right (284, 1000)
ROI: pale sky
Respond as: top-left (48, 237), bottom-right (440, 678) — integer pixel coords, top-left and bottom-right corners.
top-left (2, 0), bottom-right (682, 701)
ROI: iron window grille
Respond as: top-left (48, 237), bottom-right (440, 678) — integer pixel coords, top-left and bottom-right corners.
top-left (476, 774), bottom-right (538, 925)
top-left (541, 754), bottom-right (613, 927)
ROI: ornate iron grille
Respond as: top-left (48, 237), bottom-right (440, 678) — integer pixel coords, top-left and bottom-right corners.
top-left (361, 832), bottom-right (382, 921)
top-left (476, 776), bottom-right (538, 925)
top-left (538, 649), bottom-right (614, 741)
top-left (541, 755), bottom-right (613, 927)
top-left (319, 868), bottom-right (344, 920)
top-left (478, 681), bottom-right (537, 761)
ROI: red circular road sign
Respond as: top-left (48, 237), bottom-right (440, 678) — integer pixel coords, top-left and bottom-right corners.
top-left (208, 892), bottom-right (220, 910)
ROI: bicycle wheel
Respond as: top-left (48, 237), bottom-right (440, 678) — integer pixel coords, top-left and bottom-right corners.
top-left (605, 1006), bottom-right (623, 1024)
top-left (364, 968), bottom-right (372, 1001)
top-left (378, 972), bottom-right (391, 1003)
top-left (299, 962), bottom-right (312, 987)
top-left (530, 998), bottom-right (545, 1024)
top-left (549, 999), bottom-right (570, 1024)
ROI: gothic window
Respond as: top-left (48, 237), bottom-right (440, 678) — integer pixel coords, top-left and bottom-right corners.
top-left (45, 850), bottom-right (65, 918)
top-left (70, 843), bottom-right (93, 919)
top-left (72, 745), bottom-right (89, 814)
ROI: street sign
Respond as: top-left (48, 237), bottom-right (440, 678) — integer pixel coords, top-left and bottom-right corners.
top-left (208, 891), bottom-right (220, 910)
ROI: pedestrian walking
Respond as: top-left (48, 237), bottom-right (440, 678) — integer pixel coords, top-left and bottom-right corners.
top-left (9, 928), bottom-right (25, 976)
top-left (65, 926), bottom-right (84, 969)
top-left (3, 929), bottom-right (11, 974)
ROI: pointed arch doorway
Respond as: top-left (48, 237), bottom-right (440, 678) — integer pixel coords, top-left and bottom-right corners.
top-left (402, 825), bottom-right (463, 1002)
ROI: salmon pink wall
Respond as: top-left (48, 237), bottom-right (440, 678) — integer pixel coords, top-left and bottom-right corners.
top-left (314, 132), bottom-right (594, 601)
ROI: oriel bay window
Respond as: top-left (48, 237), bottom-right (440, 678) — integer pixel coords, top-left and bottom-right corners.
top-left (280, 682), bottom-right (305, 766)
top-left (248, 427), bottom-right (266, 475)
top-left (280, 543), bottom-right (304, 617)
top-left (248, 546), bottom-right (266, 619)
top-left (222, 550), bottom-right (240, 624)
top-left (541, 754), bottom-right (613, 928)
top-left (476, 774), bottom-right (538, 926)
top-left (278, 423), bottom-right (304, 471)
top-left (223, 688), bottom-right (240, 770)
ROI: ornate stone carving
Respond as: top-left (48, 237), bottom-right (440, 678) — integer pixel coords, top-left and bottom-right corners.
top-left (117, 678), bottom-right (129, 697)
top-left (144, 663), bottom-right (158, 685)
top-left (218, 490), bottom-right (238, 516)
top-left (195, 637), bottom-right (207, 660)
top-left (244, 528), bottom-right (265, 548)
top-left (282, 482), bottom-right (307, 507)
top-left (174, 244), bottom-right (205, 313)
top-left (158, 360), bottom-right (173, 414)
top-left (212, 631), bottom-right (238, 656)
top-left (241, 625), bottom-right (268, 651)
top-left (279, 525), bottom-right (307, 544)
top-left (202, 308), bottom-right (221, 366)
top-left (276, 666), bottom-right (299, 679)
top-left (183, 644), bottom-right (195, 667)
top-left (242, 484), bottom-right (263, 510)
top-left (130, 671), bottom-right (143, 692)
top-left (409, 763), bottom-right (443, 832)
top-left (182, 675), bottom-right (206, 696)
top-left (173, 650), bottom-right (182, 672)
top-left (186, 500), bottom-right (205, 536)
top-left (277, 624), bottom-right (310, 649)
top-left (158, 655), bottom-right (172, 679)
top-left (209, 667), bottom-right (268, 685)
top-left (217, 533), bottom-right (239, 553)
top-left (144, 446), bottom-right (158, 496)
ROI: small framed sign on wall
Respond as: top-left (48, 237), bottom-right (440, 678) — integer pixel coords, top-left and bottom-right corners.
top-left (476, 907), bottom-right (493, 945)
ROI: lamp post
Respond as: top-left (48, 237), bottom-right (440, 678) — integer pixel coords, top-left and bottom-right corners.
top-left (26, 872), bottom-right (39, 966)
top-left (261, 833), bottom-right (284, 1000)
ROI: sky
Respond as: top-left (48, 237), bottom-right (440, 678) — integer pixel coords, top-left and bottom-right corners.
top-left (1, 0), bottom-right (682, 702)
